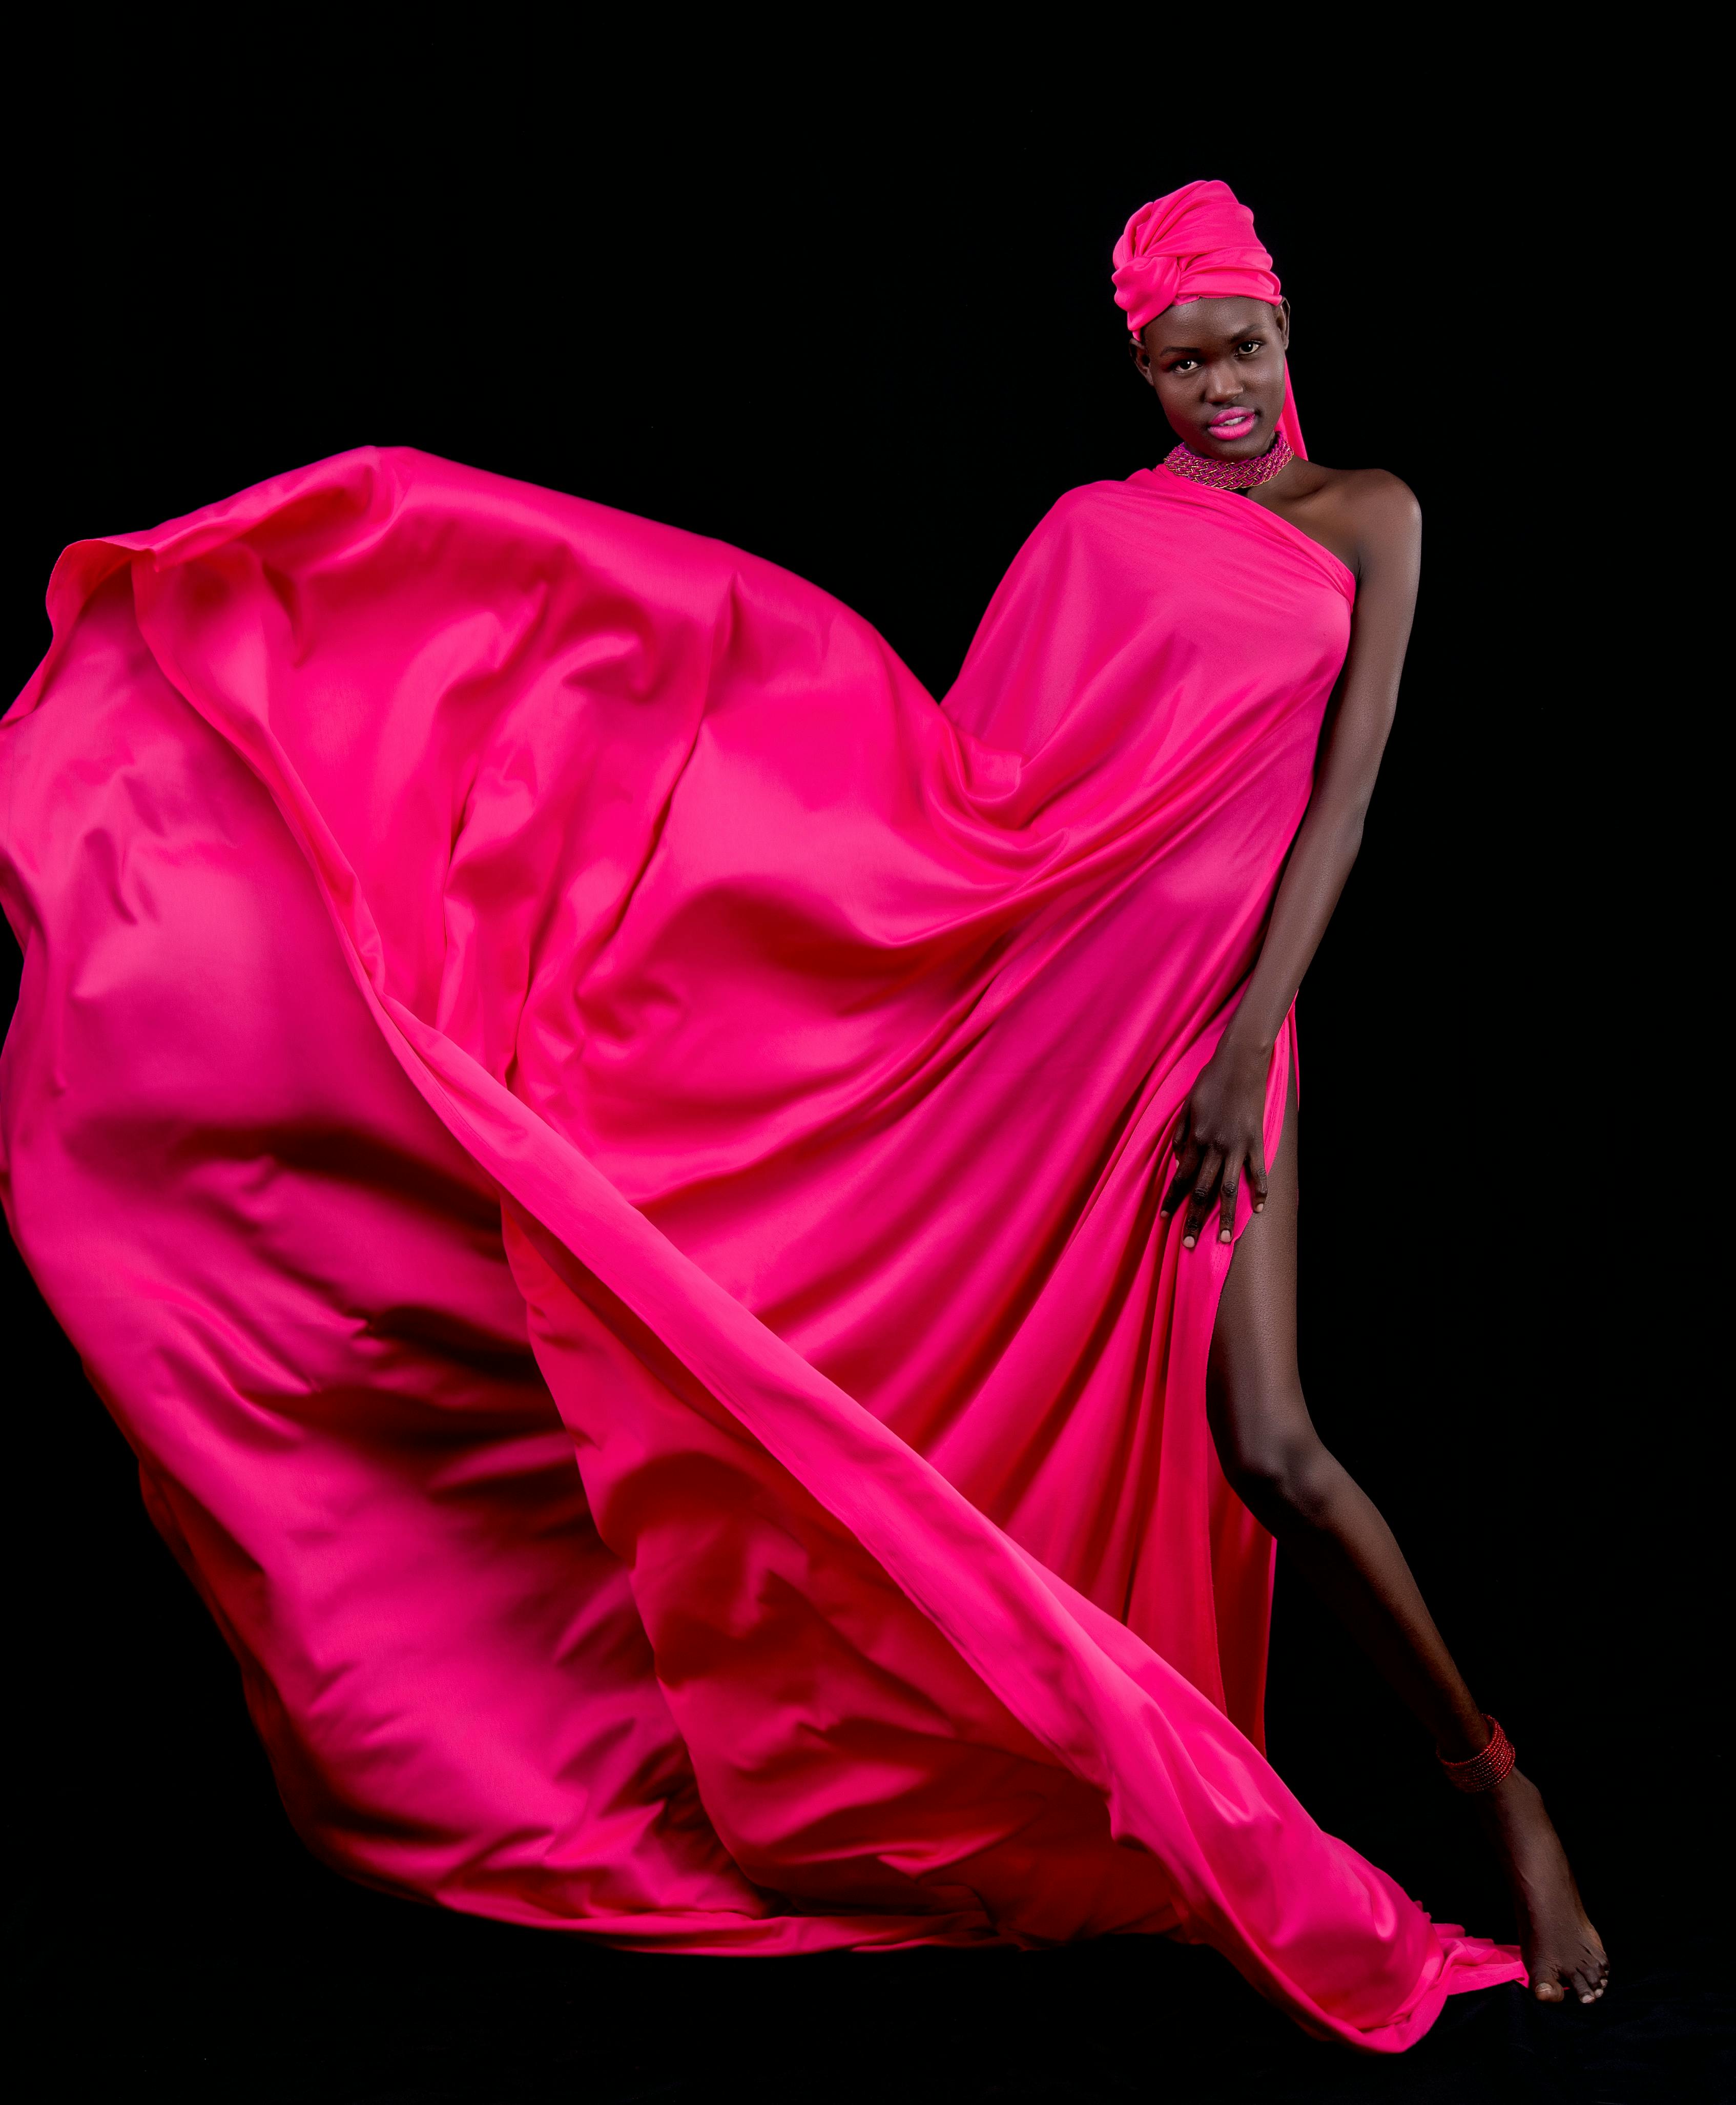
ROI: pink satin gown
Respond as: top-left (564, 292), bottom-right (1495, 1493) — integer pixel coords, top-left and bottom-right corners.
top-left (0, 448), bottom-right (1523, 2049)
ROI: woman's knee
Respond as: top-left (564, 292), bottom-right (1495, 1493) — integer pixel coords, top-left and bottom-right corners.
top-left (1209, 1391), bottom-right (1335, 1523)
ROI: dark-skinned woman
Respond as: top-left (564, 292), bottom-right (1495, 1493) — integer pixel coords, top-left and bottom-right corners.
top-left (0, 179), bottom-right (1596, 2048)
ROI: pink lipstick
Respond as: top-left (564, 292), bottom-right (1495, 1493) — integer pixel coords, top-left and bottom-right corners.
top-left (1206, 411), bottom-right (1258, 442)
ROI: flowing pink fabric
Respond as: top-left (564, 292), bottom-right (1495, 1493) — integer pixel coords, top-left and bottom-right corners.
top-left (1113, 179), bottom-right (1306, 457)
top-left (0, 447), bottom-right (1522, 2047)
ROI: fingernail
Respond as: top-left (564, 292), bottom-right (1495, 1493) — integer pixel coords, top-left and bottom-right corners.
top-left (1254, 1202), bottom-right (1264, 1213)
top-left (1182, 1235), bottom-right (1195, 1249)
top-left (1219, 1229), bottom-right (1231, 1243)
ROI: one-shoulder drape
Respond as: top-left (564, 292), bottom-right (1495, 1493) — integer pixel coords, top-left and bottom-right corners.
top-left (0, 448), bottom-right (1521, 2049)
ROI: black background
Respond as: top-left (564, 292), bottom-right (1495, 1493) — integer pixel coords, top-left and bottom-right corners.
top-left (3, 65), bottom-right (1725, 2105)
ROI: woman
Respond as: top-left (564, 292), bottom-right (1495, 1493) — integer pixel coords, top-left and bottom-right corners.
top-left (0, 180), bottom-right (1599, 2048)
top-left (1115, 183), bottom-right (1606, 2010)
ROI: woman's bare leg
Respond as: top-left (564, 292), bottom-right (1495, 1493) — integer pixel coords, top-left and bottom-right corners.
top-left (1205, 1065), bottom-right (1608, 2006)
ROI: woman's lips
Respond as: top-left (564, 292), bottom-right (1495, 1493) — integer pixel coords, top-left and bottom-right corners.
top-left (1207, 411), bottom-right (1258, 441)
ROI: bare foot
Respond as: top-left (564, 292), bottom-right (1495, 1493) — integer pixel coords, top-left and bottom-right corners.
top-left (1473, 1766), bottom-right (1608, 2004)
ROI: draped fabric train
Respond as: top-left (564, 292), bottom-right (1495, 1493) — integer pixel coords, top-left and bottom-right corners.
top-left (0, 448), bottom-right (1523, 2048)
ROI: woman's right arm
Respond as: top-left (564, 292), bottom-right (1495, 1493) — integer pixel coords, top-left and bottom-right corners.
top-left (1163, 471), bottom-right (1422, 1247)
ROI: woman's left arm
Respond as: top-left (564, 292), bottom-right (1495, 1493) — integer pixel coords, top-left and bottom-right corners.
top-left (1163, 474), bottom-right (1423, 1247)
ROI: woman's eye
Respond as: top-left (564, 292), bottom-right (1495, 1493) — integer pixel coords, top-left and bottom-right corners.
top-left (1170, 358), bottom-right (1199, 373)
top-left (1237, 340), bottom-right (1264, 355)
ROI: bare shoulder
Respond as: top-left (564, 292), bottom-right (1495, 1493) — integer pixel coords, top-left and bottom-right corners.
top-left (1254, 461), bottom-right (1419, 580)
top-left (1305, 464), bottom-right (1420, 543)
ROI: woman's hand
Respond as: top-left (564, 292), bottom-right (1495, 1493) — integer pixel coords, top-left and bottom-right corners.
top-left (1162, 1035), bottom-right (1272, 1249)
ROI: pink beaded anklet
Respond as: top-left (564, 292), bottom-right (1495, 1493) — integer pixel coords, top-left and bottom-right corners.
top-left (1437, 1715), bottom-right (1516, 1793)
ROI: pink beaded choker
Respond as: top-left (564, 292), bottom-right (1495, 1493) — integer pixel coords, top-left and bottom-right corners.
top-left (1164, 429), bottom-right (1293, 491)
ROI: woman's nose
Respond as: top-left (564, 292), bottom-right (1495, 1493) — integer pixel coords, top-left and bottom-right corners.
top-left (1203, 360), bottom-right (1243, 401)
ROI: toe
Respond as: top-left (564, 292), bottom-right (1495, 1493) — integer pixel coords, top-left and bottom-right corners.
top-left (1533, 1975), bottom-right (1565, 2003)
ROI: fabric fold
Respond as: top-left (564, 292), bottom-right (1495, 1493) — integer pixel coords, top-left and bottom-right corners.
top-left (1, 446), bottom-right (1522, 2047)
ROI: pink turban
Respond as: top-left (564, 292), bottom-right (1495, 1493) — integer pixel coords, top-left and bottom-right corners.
top-left (1112, 179), bottom-right (1305, 458)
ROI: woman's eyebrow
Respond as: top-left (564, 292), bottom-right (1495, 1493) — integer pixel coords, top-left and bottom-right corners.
top-left (1161, 320), bottom-right (1263, 354)
top-left (1160, 333), bottom-right (1263, 356)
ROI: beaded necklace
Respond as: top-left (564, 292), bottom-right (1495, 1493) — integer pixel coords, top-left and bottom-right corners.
top-left (1163, 429), bottom-right (1293, 491)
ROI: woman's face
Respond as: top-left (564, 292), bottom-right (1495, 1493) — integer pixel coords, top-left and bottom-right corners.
top-left (1133, 297), bottom-right (1292, 459)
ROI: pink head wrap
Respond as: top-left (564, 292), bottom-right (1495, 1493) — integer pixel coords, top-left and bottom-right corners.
top-left (1112, 179), bottom-right (1305, 459)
